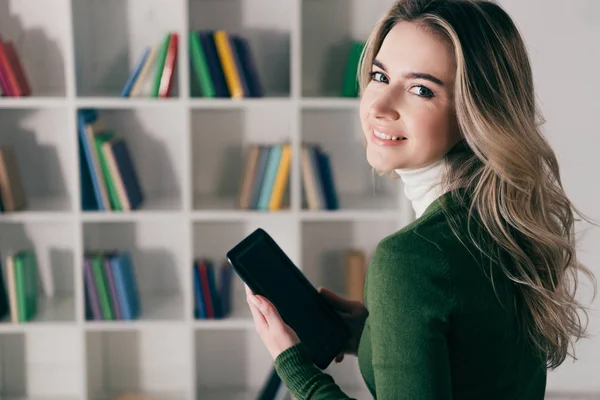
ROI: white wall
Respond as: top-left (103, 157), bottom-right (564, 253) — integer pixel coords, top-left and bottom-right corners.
top-left (500, 0), bottom-right (600, 393)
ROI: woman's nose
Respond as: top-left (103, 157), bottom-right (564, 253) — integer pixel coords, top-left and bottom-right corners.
top-left (369, 92), bottom-right (400, 121)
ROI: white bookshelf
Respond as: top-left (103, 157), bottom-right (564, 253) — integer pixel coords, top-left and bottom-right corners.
top-left (0, 0), bottom-right (411, 399)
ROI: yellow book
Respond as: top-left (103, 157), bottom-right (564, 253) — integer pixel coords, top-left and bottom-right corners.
top-left (268, 143), bottom-right (292, 210)
top-left (214, 30), bottom-right (244, 98)
top-left (6, 256), bottom-right (18, 323)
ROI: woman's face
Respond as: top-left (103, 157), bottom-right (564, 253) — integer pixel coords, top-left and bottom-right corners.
top-left (360, 21), bottom-right (461, 172)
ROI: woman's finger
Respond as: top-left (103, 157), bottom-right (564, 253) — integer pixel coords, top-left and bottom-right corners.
top-left (254, 295), bottom-right (283, 330)
top-left (247, 295), bottom-right (267, 329)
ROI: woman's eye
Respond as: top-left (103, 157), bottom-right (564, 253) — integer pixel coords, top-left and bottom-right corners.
top-left (409, 85), bottom-right (434, 98)
top-left (370, 71), bottom-right (388, 84)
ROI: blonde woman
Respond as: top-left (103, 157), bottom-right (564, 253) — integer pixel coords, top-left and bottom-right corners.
top-left (245, 0), bottom-right (596, 398)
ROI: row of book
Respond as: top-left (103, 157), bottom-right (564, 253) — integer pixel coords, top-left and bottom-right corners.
top-left (193, 258), bottom-right (233, 320)
top-left (79, 109), bottom-right (145, 212)
top-left (237, 142), bottom-right (339, 211)
top-left (0, 36), bottom-right (31, 97)
top-left (190, 30), bottom-right (263, 98)
top-left (0, 145), bottom-right (27, 212)
top-left (121, 32), bottom-right (178, 98)
top-left (0, 251), bottom-right (38, 323)
top-left (238, 143), bottom-right (292, 211)
top-left (84, 251), bottom-right (141, 321)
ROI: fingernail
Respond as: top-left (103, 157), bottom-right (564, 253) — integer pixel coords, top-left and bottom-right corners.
top-left (249, 295), bottom-right (262, 307)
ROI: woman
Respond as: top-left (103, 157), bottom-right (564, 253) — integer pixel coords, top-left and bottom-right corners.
top-left (245, 0), bottom-right (596, 398)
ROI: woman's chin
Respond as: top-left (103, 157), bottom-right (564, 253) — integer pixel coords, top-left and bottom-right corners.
top-left (366, 152), bottom-right (401, 174)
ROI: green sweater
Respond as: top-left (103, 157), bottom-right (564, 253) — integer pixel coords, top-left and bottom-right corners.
top-left (274, 189), bottom-right (547, 399)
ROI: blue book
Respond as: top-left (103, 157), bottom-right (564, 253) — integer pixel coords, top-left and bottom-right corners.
top-left (110, 139), bottom-right (144, 210)
top-left (316, 149), bottom-right (339, 210)
top-left (249, 145), bottom-right (270, 209)
top-left (231, 36), bottom-right (263, 97)
top-left (78, 109), bottom-right (107, 211)
top-left (199, 31), bottom-right (230, 98)
top-left (109, 251), bottom-right (140, 320)
top-left (193, 262), bottom-right (207, 319)
top-left (257, 144), bottom-right (282, 210)
top-left (120, 47), bottom-right (150, 97)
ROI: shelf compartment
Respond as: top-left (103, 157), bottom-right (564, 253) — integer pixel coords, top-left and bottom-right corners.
top-left (301, 0), bottom-right (393, 97)
top-left (72, 0), bottom-right (184, 97)
top-left (0, 0), bottom-right (70, 97)
top-left (192, 219), bottom-right (299, 322)
top-left (86, 327), bottom-right (190, 400)
top-left (191, 106), bottom-right (293, 211)
top-left (83, 221), bottom-right (187, 322)
top-left (300, 219), bottom-right (397, 392)
top-left (0, 327), bottom-right (83, 398)
top-left (195, 330), bottom-right (273, 398)
top-left (0, 221), bottom-right (76, 324)
top-left (301, 109), bottom-right (400, 211)
top-left (0, 108), bottom-right (74, 212)
top-left (188, 0), bottom-right (292, 97)
top-left (78, 107), bottom-right (185, 213)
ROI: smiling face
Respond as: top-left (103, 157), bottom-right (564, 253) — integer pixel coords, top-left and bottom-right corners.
top-left (360, 21), bottom-right (462, 172)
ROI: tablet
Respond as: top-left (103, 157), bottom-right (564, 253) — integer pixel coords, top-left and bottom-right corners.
top-left (226, 228), bottom-right (351, 370)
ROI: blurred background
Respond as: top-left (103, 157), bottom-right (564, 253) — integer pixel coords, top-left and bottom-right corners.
top-left (0, 0), bottom-right (597, 399)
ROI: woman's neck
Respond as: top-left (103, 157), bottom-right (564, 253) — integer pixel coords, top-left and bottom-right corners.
top-left (394, 158), bottom-right (447, 218)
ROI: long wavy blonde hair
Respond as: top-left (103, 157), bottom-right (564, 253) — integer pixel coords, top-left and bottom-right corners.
top-left (358, 0), bottom-right (597, 369)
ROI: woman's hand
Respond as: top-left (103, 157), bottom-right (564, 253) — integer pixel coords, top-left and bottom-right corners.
top-left (318, 286), bottom-right (369, 363)
top-left (245, 285), bottom-right (300, 360)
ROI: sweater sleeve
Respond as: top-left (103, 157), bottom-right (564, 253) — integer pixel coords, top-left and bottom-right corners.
top-left (273, 231), bottom-right (455, 399)
top-left (367, 233), bottom-right (454, 399)
top-left (274, 341), bottom-right (355, 400)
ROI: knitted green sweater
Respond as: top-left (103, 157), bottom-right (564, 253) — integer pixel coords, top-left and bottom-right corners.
top-left (274, 189), bottom-right (547, 399)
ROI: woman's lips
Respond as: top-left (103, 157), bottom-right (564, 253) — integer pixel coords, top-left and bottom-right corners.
top-left (371, 129), bottom-right (408, 147)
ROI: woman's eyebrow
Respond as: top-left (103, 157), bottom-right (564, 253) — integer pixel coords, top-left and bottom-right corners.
top-left (372, 59), bottom-right (445, 87)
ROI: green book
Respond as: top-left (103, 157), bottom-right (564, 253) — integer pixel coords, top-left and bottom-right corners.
top-left (13, 251), bottom-right (38, 322)
top-left (91, 255), bottom-right (114, 320)
top-left (94, 132), bottom-right (122, 211)
top-left (189, 31), bottom-right (215, 97)
top-left (151, 32), bottom-right (172, 97)
top-left (341, 41), bottom-right (365, 97)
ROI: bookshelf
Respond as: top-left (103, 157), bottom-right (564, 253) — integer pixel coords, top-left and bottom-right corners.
top-left (0, 0), bottom-right (412, 399)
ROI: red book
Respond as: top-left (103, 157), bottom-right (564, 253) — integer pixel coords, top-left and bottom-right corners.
top-left (197, 260), bottom-right (214, 318)
top-left (158, 33), bottom-right (178, 98)
top-left (0, 41), bottom-right (21, 96)
top-left (4, 42), bottom-right (31, 96)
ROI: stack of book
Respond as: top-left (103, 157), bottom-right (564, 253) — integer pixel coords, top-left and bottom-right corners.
top-left (301, 143), bottom-right (339, 210)
top-left (78, 109), bottom-right (144, 212)
top-left (193, 258), bottom-right (233, 320)
top-left (121, 32), bottom-right (179, 98)
top-left (0, 250), bottom-right (39, 323)
top-left (341, 40), bottom-right (365, 98)
top-left (238, 143), bottom-right (292, 211)
top-left (0, 36), bottom-right (31, 97)
top-left (189, 30), bottom-right (263, 98)
top-left (84, 251), bottom-right (141, 321)
top-left (0, 145), bottom-right (27, 212)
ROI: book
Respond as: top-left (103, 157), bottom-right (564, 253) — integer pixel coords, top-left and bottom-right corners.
top-left (0, 146), bottom-right (27, 212)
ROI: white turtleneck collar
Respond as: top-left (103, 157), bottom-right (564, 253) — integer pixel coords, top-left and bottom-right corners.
top-left (394, 158), bottom-right (448, 219)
